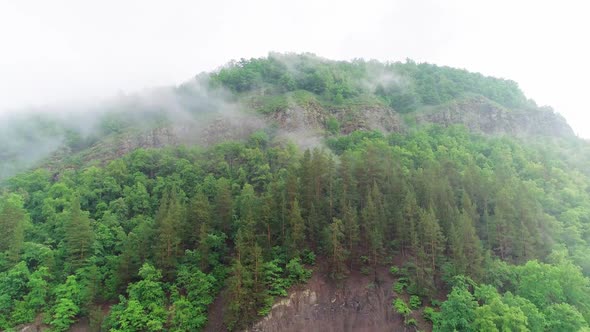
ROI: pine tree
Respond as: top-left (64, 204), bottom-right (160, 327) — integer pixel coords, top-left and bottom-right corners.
top-left (299, 149), bottom-right (313, 217)
top-left (341, 202), bottom-right (359, 270)
top-left (448, 218), bottom-right (465, 274)
top-left (338, 152), bottom-right (358, 208)
top-left (260, 194), bottom-right (274, 248)
top-left (224, 259), bottom-right (250, 331)
top-left (185, 191), bottom-right (211, 249)
top-left (399, 189), bottom-right (419, 257)
top-left (326, 218), bottom-right (347, 278)
top-left (419, 208), bottom-right (445, 274)
top-left (289, 199), bottom-right (305, 256)
top-left (361, 184), bottom-right (384, 277)
top-left (64, 196), bottom-right (94, 271)
top-left (0, 196), bottom-right (26, 264)
top-left (198, 221), bottom-right (210, 272)
top-left (458, 195), bottom-right (484, 279)
top-left (307, 203), bottom-right (322, 247)
top-left (491, 188), bottom-right (515, 261)
top-left (154, 189), bottom-right (184, 279)
top-left (214, 178), bottom-right (233, 235)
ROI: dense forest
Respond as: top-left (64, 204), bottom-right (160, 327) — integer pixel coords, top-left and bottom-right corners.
top-left (2, 54), bottom-right (590, 331)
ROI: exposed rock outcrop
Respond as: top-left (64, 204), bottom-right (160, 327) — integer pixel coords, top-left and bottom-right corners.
top-left (415, 96), bottom-right (574, 138)
top-left (245, 268), bottom-right (420, 332)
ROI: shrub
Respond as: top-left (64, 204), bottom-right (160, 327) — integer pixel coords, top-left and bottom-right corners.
top-left (393, 277), bottom-right (409, 294)
top-left (389, 266), bottom-right (400, 276)
top-left (286, 258), bottom-right (311, 283)
top-left (405, 318), bottom-right (417, 327)
top-left (326, 117), bottom-right (341, 134)
top-left (360, 266), bottom-right (371, 275)
top-left (301, 250), bottom-right (316, 266)
top-left (258, 296), bottom-right (275, 317)
top-left (430, 299), bottom-right (443, 307)
top-left (393, 298), bottom-right (411, 317)
top-left (423, 306), bottom-right (441, 325)
top-left (409, 295), bottom-right (421, 310)
top-left (264, 259), bottom-right (289, 297)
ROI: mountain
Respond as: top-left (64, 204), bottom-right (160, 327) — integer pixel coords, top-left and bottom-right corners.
top-left (2, 53), bottom-right (590, 332)
top-left (0, 53), bottom-right (574, 180)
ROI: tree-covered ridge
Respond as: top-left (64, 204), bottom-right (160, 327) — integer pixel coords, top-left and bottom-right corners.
top-left (210, 53), bottom-right (531, 111)
top-left (0, 53), bottom-right (572, 182)
top-left (2, 122), bottom-right (590, 330)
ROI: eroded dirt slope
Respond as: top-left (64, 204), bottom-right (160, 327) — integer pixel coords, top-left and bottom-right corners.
top-left (231, 265), bottom-right (429, 332)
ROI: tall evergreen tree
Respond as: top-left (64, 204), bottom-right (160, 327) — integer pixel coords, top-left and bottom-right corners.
top-left (64, 196), bottom-right (93, 271)
top-left (185, 191), bottom-right (211, 249)
top-left (399, 189), bottom-right (419, 257)
top-left (154, 189), bottom-right (184, 279)
top-left (325, 218), bottom-right (347, 278)
top-left (0, 195), bottom-right (26, 264)
top-left (361, 184), bottom-right (385, 277)
top-left (419, 208), bottom-right (445, 274)
top-left (214, 178), bottom-right (233, 235)
top-left (341, 202), bottom-right (359, 270)
top-left (289, 199), bottom-right (305, 256)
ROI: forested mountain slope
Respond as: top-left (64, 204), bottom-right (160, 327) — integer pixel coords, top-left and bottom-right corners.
top-left (1, 54), bottom-right (590, 331)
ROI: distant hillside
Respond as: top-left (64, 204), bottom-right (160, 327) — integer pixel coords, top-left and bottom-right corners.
top-left (0, 53), bottom-right (574, 181)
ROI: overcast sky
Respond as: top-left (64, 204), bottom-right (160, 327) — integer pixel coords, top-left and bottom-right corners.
top-left (1, 0), bottom-right (588, 136)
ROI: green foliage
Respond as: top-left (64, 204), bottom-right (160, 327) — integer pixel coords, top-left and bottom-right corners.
top-left (209, 54), bottom-right (529, 112)
top-left (405, 318), bottom-right (417, 327)
top-left (423, 306), bottom-right (440, 325)
top-left (171, 263), bottom-right (216, 330)
top-left (286, 258), bottom-right (311, 284)
top-left (325, 116), bottom-right (341, 134)
top-left (301, 249), bottom-right (316, 266)
top-left (389, 266), bottom-right (400, 276)
top-left (409, 295), bottom-right (421, 310)
top-left (50, 275), bottom-right (82, 332)
top-left (251, 95), bottom-right (289, 114)
top-left (51, 298), bottom-right (79, 332)
top-left (393, 277), bottom-right (409, 294)
top-left (502, 292), bottom-right (546, 332)
top-left (436, 284), bottom-right (477, 331)
top-left (393, 298), bottom-right (411, 317)
top-left (64, 196), bottom-right (94, 272)
top-left (264, 259), bottom-right (289, 297)
top-left (170, 298), bottom-right (207, 332)
top-left (107, 263), bottom-right (168, 332)
top-left (545, 303), bottom-right (588, 331)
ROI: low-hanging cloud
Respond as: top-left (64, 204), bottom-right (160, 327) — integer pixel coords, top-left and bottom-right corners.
top-left (0, 76), bottom-right (269, 180)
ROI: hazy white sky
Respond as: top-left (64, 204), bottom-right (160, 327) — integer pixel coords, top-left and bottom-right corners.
top-left (1, 0), bottom-right (589, 136)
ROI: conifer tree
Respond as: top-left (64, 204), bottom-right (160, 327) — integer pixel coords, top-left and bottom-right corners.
top-left (341, 202), bottom-right (359, 270)
top-left (289, 199), bottom-right (305, 256)
top-left (214, 178), bottom-right (233, 234)
top-left (185, 191), bottom-right (211, 249)
top-left (154, 189), bottom-right (184, 279)
top-left (399, 189), bottom-right (419, 257)
top-left (361, 184), bottom-right (384, 276)
top-left (0, 195), bottom-right (26, 264)
top-left (64, 196), bottom-right (93, 271)
top-left (419, 208), bottom-right (445, 273)
top-left (326, 218), bottom-right (347, 278)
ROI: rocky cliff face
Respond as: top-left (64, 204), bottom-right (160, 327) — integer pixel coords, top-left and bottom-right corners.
top-left (414, 96), bottom-right (574, 137)
top-left (52, 113), bottom-right (267, 168)
top-left (44, 95), bottom-right (574, 173)
top-left (270, 105), bottom-right (403, 134)
top-left (75, 104), bottom-right (405, 166)
top-left (244, 268), bottom-right (426, 332)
